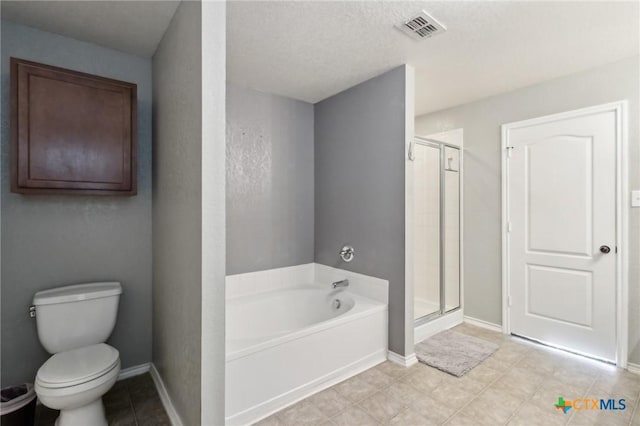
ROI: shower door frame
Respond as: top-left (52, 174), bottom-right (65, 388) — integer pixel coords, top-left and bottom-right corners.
top-left (412, 136), bottom-right (463, 326)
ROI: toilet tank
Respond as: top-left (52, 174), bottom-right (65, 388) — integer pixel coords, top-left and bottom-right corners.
top-left (32, 282), bottom-right (122, 354)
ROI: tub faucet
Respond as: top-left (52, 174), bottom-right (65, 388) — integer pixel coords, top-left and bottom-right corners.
top-left (332, 279), bottom-right (349, 289)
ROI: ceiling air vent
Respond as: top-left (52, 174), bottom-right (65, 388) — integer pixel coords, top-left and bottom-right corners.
top-left (397, 11), bottom-right (446, 41)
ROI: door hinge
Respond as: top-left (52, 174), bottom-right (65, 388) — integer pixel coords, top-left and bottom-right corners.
top-left (506, 146), bottom-right (515, 158)
top-left (507, 221), bottom-right (512, 233)
top-left (507, 296), bottom-right (512, 307)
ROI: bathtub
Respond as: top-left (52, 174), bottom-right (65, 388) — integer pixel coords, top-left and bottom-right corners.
top-left (225, 266), bottom-right (388, 425)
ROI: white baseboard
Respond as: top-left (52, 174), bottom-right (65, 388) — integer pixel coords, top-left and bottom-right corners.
top-left (227, 349), bottom-right (387, 425)
top-left (117, 363), bottom-right (151, 381)
top-left (387, 351), bottom-right (418, 367)
top-left (414, 309), bottom-right (464, 344)
top-left (463, 315), bottom-right (502, 333)
top-left (628, 362), bottom-right (640, 375)
top-left (149, 363), bottom-right (185, 426)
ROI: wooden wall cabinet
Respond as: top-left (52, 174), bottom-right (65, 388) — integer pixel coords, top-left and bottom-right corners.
top-left (11, 58), bottom-right (137, 195)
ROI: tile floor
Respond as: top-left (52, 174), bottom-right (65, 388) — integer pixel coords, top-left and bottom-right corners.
top-left (256, 324), bottom-right (640, 426)
top-left (35, 373), bottom-right (170, 426)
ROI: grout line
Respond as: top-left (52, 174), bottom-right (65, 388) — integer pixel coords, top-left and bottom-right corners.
top-left (272, 325), bottom-right (635, 426)
top-left (276, 369), bottom-right (400, 424)
top-left (494, 350), bottom-right (551, 425)
top-left (507, 379), bottom-right (552, 424)
top-left (503, 386), bottom-right (536, 424)
top-left (564, 373), bottom-right (598, 426)
top-left (123, 376), bottom-right (140, 426)
top-left (351, 379), bottom-right (397, 422)
top-left (367, 368), bottom-right (433, 423)
top-left (628, 395), bottom-right (640, 426)
top-left (331, 367), bottom-right (410, 423)
top-left (441, 346), bottom-right (533, 424)
top-left (129, 388), bottom-right (140, 426)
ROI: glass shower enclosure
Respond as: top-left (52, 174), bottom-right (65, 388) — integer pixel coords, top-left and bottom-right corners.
top-left (412, 137), bottom-right (461, 323)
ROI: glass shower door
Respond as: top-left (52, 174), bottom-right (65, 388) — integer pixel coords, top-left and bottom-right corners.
top-left (413, 140), bottom-right (461, 322)
top-left (413, 143), bottom-right (441, 320)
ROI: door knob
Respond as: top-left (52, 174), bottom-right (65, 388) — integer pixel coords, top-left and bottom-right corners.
top-left (599, 245), bottom-right (611, 254)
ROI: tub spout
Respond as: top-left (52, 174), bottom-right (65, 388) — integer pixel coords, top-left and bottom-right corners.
top-left (332, 279), bottom-right (349, 289)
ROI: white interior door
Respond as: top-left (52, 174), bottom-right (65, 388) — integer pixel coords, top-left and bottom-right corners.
top-left (506, 106), bottom-right (618, 362)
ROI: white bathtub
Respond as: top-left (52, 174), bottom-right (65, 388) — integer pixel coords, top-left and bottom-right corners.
top-left (225, 266), bottom-right (388, 425)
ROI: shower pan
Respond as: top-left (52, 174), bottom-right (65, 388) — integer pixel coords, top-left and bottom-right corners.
top-left (411, 136), bottom-right (461, 325)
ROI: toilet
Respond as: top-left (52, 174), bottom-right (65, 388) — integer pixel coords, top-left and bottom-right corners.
top-left (32, 282), bottom-right (122, 426)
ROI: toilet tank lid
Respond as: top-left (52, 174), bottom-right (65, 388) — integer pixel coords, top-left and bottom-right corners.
top-left (33, 282), bottom-right (122, 306)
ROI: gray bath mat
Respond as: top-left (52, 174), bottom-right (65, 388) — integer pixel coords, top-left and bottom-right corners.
top-left (415, 330), bottom-right (498, 377)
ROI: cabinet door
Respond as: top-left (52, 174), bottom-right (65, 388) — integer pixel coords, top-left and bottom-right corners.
top-left (11, 58), bottom-right (137, 195)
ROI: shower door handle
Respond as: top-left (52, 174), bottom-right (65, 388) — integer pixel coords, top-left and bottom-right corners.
top-left (408, 141), bottom-right (416, 161)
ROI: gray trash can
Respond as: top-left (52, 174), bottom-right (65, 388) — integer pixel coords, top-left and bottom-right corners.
top-left (0, 384), bottom-right (36, 426)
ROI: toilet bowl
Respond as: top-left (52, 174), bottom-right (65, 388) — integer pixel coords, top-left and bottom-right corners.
top-left (32, 282), bottom-right (122, 426)
top-left (35, 344), bottom-right (120, 426)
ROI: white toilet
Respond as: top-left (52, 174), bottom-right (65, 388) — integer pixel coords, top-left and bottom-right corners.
top-left (32, 282), bottom-right (122, 426)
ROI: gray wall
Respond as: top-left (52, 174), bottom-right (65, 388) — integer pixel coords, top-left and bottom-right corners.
top-left (152, 2), bottom-right (203, 425)
top-left (315, 66), bottom-right (409, 355)
top-left (226, 84), bottom-right (314, 275)
top-left (0, 20), bottom-right (152, 386)
top-left (415, 56), bottom-right (640, 361)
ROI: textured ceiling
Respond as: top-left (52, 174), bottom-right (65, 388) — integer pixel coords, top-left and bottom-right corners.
top-left (1, 1), bottom-right (180, 58)
top-left (227, 1), bottom-right (640, 115)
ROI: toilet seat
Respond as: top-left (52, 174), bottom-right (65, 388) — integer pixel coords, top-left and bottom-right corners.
top-left (36, 344), bottom-right (119, 389)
